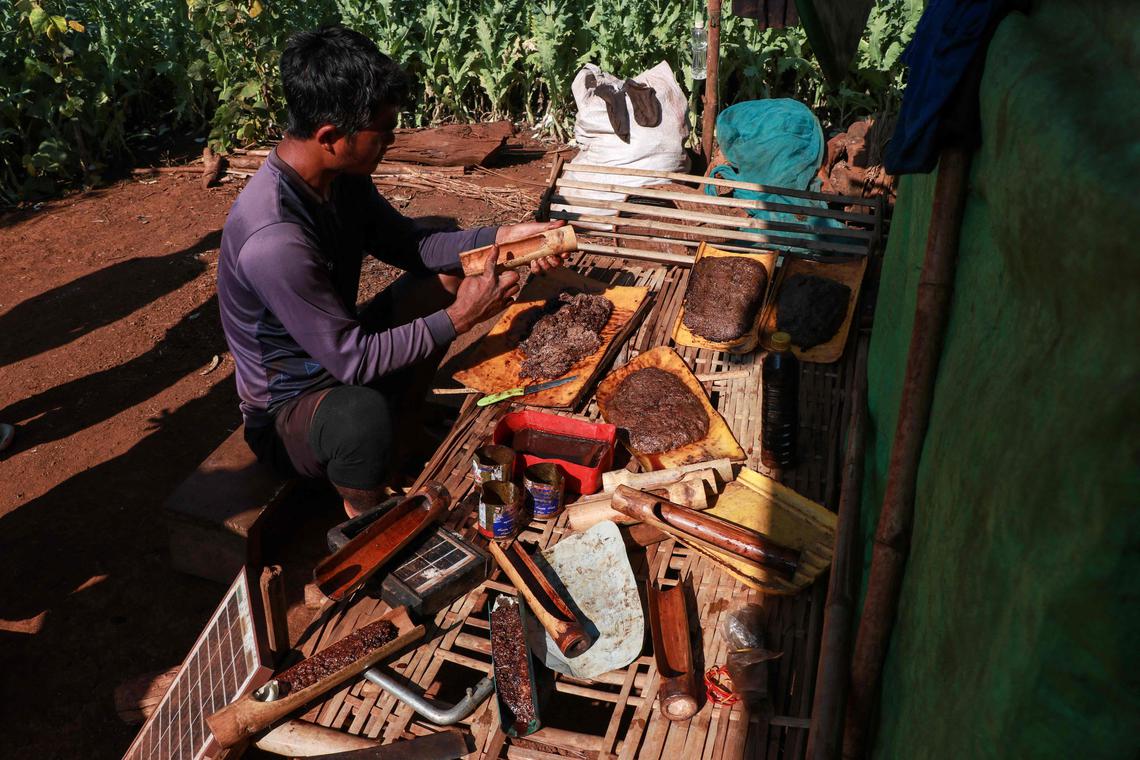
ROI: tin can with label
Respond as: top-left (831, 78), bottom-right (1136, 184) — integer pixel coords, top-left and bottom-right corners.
top-left (477, 481), bottom-right (523, 541)
top-left (523, 462), bottom-right (565, 520)
top-left (472, 444), bottom-right (516, 483)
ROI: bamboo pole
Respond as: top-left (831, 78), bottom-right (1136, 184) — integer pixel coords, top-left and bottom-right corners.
top-left (564, 162), bottom-right (873, 207)
top-left (702, 0), bottom-right (722, 163)
top-left (555, 178), bottom-right (876, 225)
top-left (576, 241), bottom-right (695, 266)
top-left (843, 146), bottom-right (973, 759)
top-left (551, 195), bottom-right (868, 255)
top-left (806, 330), bottom-right (870, 760)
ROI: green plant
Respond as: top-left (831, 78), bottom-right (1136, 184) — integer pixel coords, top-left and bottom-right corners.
top-left (1, 0), bottom-right (923, 202)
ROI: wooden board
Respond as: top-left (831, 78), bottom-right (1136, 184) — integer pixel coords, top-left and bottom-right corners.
top-left (699, 467), bottom-right (836, 594)
top-left (452, 267), bottom-right (650, 408)
top-left (758, 256), bottom-right (867, 363)
top-left (595, 345), bottom-right (746, 470)
top-left (385, 121), bottom-right (515, 167)
top-left (672, 242), bottom-right (777, 354)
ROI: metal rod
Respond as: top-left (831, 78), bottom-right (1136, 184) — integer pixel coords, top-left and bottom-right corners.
top-left (362, 668), bottom-right (494, 726)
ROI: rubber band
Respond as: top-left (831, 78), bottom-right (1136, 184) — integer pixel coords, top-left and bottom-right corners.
top-left (704, 665), bottom-right (739, 706)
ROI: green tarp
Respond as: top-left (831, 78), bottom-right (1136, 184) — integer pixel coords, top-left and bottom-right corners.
top-left (860, 2), bottom-right (1140, 757)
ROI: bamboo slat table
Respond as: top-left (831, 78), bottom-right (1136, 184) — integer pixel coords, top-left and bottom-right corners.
top-left (294, 253), bottom-right (860, 759)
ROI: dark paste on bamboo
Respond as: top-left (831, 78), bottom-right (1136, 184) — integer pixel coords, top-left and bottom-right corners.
top-left (607, 367), bottom-right (709, 453)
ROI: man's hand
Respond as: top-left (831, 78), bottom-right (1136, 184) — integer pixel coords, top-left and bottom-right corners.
top-left (445, 245), bottom-right (521, 334)
top-left (496, 219), bottom-right (569, 274)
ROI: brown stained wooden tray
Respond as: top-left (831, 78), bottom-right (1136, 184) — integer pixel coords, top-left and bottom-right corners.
top-left (671, 242), bottom-right (777, 354)
top-left (289, 252), bottom-right (861, 760)
top-left (758, 256), bottom-right (868, 364)
top-left (596, 345), bottom-right (746, 471)
top-left (452, 267), bottom-right (650, 408)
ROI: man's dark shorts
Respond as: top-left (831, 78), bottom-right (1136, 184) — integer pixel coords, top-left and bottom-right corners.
top-left (245, 272), bottom-right (453, 489)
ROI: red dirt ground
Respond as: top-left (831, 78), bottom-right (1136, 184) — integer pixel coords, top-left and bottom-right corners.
top-left (0, 139), bottom-right (555, 759)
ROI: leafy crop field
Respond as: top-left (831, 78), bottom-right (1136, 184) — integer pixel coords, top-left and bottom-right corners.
top-left (3, 0), bottom-right (920, 202)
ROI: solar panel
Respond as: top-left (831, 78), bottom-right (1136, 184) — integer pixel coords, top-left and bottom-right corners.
top-left (121, 570), bottom-right (271, 760)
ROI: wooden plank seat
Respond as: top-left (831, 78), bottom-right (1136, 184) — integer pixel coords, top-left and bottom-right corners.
top-left (165, 424), bottom-right (294, 583)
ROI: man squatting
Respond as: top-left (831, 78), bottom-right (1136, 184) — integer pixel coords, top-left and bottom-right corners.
top-left (217, 26), bottom-right (566, 516)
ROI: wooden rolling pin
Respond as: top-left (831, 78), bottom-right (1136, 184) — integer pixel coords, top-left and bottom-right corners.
top-left (647, 580), bottom-right (699, 721)
top-left (487, 540), bottom-right (594, 657)
top-left (566, 470), bottom-right (714, 533)
top-left (601, 458), bottom-right (733, 493)
top-left (206, 607), bottom-right (423, 749)
top-left (459, 226), bottom-right (579, 276)
top-left (611, 486), bottom-right (800, 578)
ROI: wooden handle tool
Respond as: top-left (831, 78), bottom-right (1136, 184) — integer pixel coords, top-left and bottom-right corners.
top-left (486, 540), bottom-right (594, 657)
top-left (566, 470), bottom-right (714, 533)
top-left (647, 580), bottom-right (699, 721)
top-left (206, 607), bottom-right (423, 749)
top-left (459, 226), bottom-right (579, 276)
top-left (314, 483), bottom-right (450, 601)
top-left (612, 485), bottom-right (800, 578)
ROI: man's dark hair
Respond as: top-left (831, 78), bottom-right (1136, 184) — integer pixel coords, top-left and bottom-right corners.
top-left (280, 25), bottom-right (409, 138)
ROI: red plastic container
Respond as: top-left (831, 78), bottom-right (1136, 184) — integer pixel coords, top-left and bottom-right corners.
top-left (492, 411), bottom-right (616, 495)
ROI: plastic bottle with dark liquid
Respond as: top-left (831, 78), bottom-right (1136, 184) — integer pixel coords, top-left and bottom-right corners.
top-left (761, 331), bottom-right (799, 468)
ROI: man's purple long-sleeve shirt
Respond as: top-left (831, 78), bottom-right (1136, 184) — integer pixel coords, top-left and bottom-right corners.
top-left (217, 151), bottom-right (495, 428)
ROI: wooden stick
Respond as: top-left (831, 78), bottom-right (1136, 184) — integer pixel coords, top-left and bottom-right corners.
top-left (602, 459), bottom-right (733, 492)
top-left (487, 540), bottom-right (594, 657)
top-left (647, 580), bottom-right (698, 721)
top-left (555, 205), bottom-right (872, 243)
top-left (844, 147), bottom-right (972, 760)
top-left (431, 387), bottom-right (480, 396)
top-left (702, 0), bottom-right (722, 164)
top-left (562, 162), bottom-right (872, 207)
top-left (695, 369), bottom-right (751, 382)
top-left (254, 720), bottom-right (380, 756)
top-left (806, 331), bottom-right (869, 760)
top-left (555, 178), bottom-right (876, 225)
top-left (567, 475), bottom-right (711, 533)
top-left (206, 608), bottom-right (423, 749)
top-left (611, 486), bottom-right (799, 577)
top-left (575, 241), bottom-right (695, 267)
top-left (552, 196), bottom-right (868, 255)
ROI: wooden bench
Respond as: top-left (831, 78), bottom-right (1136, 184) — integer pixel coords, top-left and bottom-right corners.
top-left (165, 425), bottom-right (294, 584)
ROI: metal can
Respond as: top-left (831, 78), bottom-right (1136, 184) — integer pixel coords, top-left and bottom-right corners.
top-left (477, 481), bottom-right (523, 541)
top-left (472, 444), bottom-right (516, 483)
top-left (523, 462), bottom-right (565, 520)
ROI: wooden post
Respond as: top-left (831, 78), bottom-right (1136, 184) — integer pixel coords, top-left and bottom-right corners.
top-left (805, 330), bottom-right (870, 760)
top-left (842, 146), bottom-right (973, 759)
top-left (702, 0), bottom-right (722, 164)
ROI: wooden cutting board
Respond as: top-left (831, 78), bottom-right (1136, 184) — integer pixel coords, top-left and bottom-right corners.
top-left (452, 268), bottom-right (650, 408)
top-left (671, 242), bottom-right (777, 354)
top-left (595, 346), bottom-right (745, 470)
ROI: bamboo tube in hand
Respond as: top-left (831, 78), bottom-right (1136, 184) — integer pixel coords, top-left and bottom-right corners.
top-left (459, 227), bottom-right (578, 276)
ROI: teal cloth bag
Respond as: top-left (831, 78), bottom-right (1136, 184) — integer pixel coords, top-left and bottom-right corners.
top-left (706, 99), bottom-right (846, 247)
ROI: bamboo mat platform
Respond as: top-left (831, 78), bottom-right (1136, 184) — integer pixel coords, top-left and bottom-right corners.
top-left (293, 253), bottom-right (858, 759)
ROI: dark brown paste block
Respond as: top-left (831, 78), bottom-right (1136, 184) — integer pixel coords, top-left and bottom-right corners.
top-left (682, 256), bottom-right (768, 341)
top-left (775, 274), bottom-right (852, 349)
top-left (607, 367), bottom-right (709, 453)
top-left (275, 619), bottom-right (397, 696)
top-left (519, 291), bottom-right (614, 380)
top-left (490, 599), bottom-right (536, 733)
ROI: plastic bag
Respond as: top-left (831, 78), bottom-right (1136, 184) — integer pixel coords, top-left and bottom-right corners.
top-left (722, 603), bottom-right (782, 709)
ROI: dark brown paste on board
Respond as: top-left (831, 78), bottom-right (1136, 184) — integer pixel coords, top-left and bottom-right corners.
top-left (276, 619), bottom-right (397, 696)
top-left (775, 274), bottom-right (851, 349)
top-left (607, 367), bottom-right (709, 453)
top-left (490, 600), bottom-right (536, 732)
top-left (682, 256), bottom-right (768, 341)
top-left (519, 292), bottom-right (614, 380)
